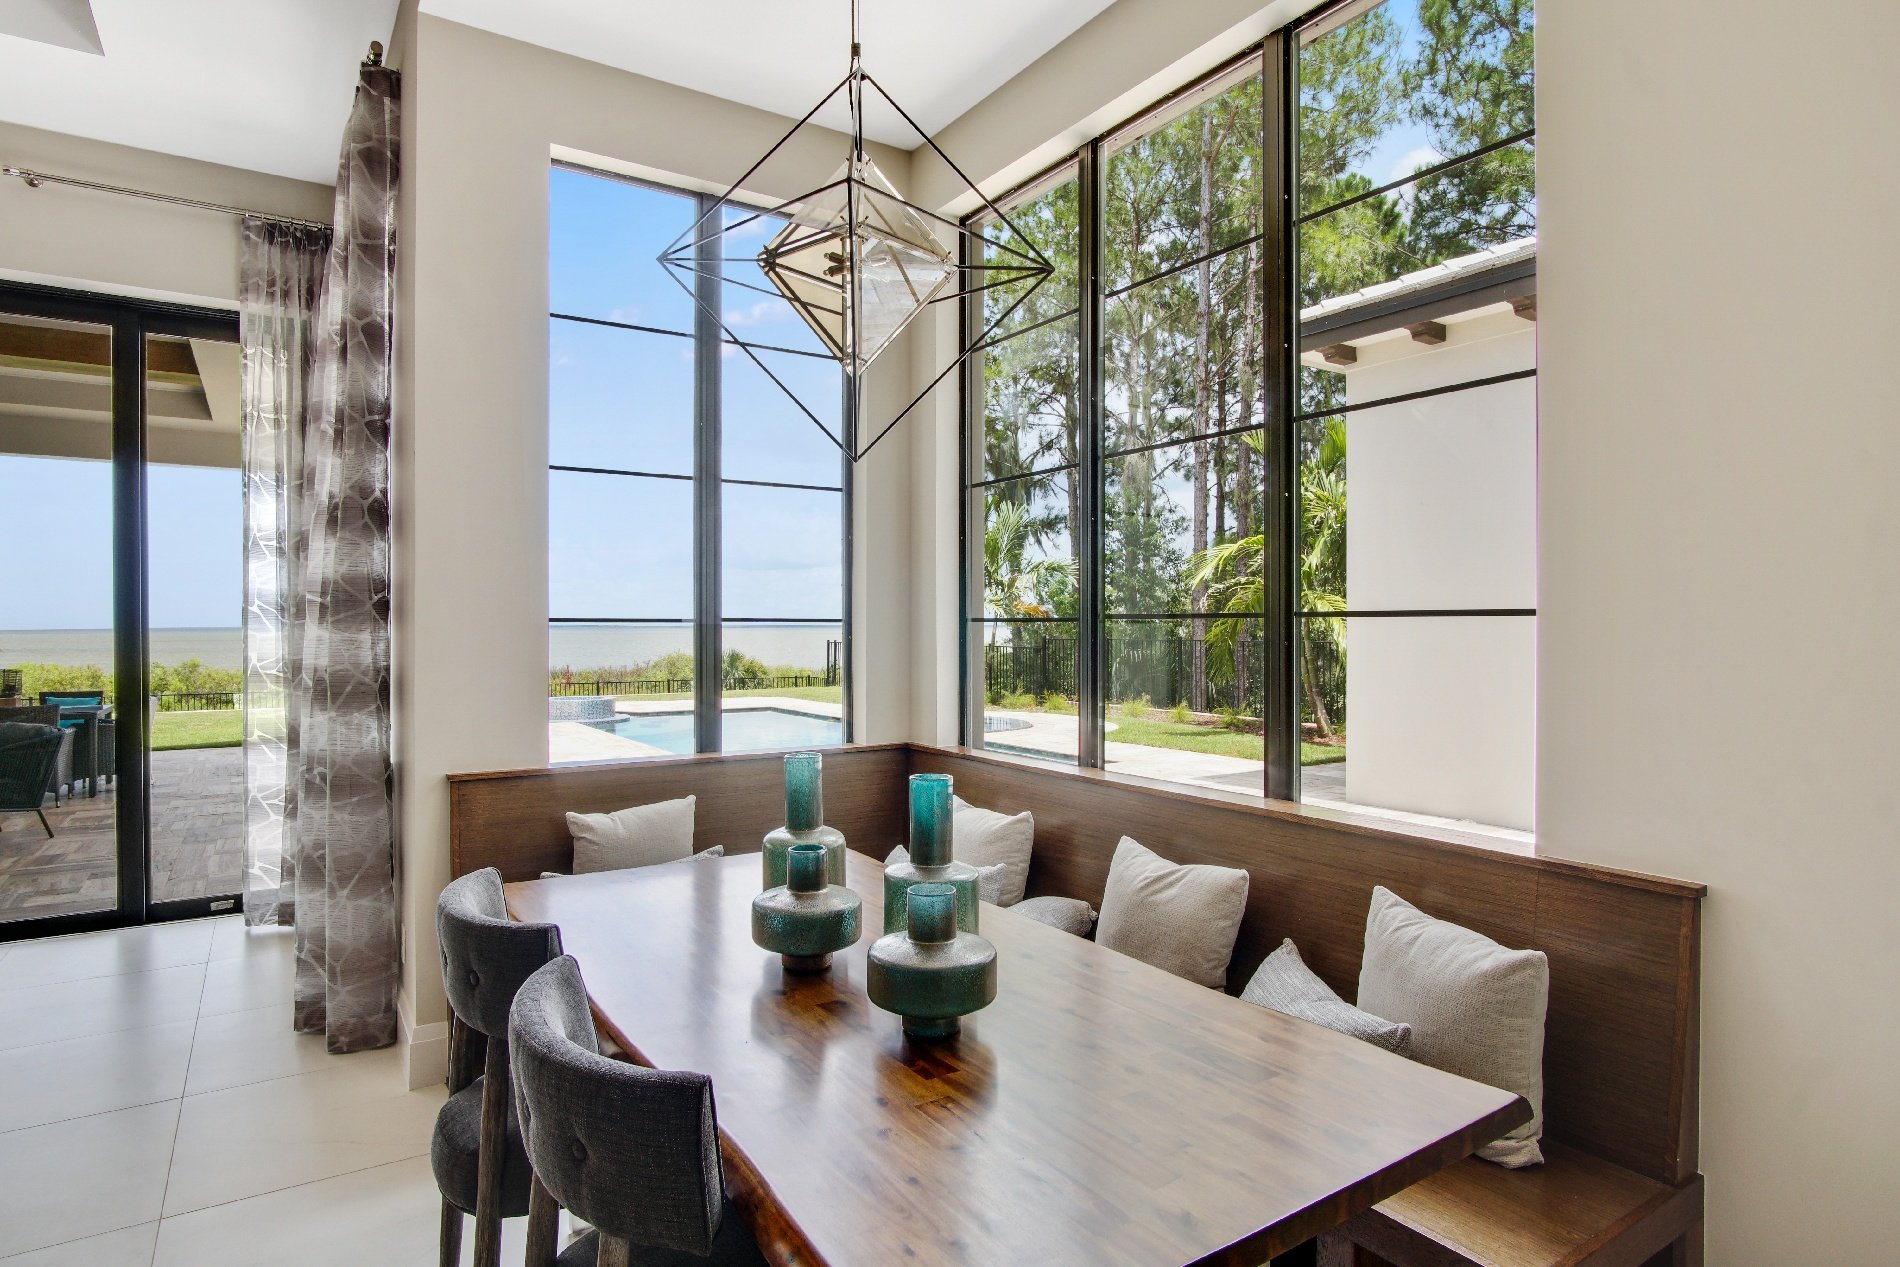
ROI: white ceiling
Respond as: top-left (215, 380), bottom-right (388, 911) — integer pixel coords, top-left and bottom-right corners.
top-left (421, 0), bottom-right (1120, 146)
top-left (0, 0), bottom-right (401, 185)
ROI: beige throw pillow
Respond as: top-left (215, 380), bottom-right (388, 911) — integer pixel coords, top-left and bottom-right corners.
top-left (1095, 836), bottom-right (1250, 989)
top-left (885, 846), bottom-right (1007, 906)
top-left (951, 795), bottom-right (1034, 906)
top-left (565, 795), bottom-right (696, 874)
top-left (1356, 886), bottom-right (1549, 1167)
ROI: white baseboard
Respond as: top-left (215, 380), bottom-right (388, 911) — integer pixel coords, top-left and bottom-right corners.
top-left (400, 1008), bottom-right (450, 1091)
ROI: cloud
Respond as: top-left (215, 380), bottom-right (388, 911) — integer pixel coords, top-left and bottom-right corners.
top-left (723, 298), bottom-right (789, 328)
top-left (1389, 145), bottom-right (1446, 187)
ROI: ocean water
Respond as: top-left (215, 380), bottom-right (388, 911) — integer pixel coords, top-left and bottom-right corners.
top-left (1, 628), bottom-right (244, 670)
top-left (2, 623), bottom-right (842, 674)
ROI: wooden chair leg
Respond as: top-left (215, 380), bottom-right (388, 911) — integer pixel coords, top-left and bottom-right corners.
top-left (439, 1199), bottom-right (463, 1267)
top-left (36, 808), bottom-right (53, 838)
top-left (525, 1175), bottom-right (559, 1267)
top-left (596, 1232), bottom-right (631, 1267)
top-left (472, 1040), bottom-right (511, 1267)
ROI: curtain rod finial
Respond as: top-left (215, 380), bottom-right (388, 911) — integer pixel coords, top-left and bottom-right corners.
top-left (364, 40), bottom-right (384, 68)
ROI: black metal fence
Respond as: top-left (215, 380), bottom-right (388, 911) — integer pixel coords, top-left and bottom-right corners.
top-left (983, 627), bottom-right (1345, 723)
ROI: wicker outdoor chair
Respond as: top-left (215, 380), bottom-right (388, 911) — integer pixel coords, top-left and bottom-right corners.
top-left (0, 721), bottom-right (67, 837)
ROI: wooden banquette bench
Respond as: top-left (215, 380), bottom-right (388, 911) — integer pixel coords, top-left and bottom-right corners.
top-left (449, 742), bottom-right (1704, 1267)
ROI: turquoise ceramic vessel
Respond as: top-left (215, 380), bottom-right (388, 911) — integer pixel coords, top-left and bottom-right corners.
top-left (762, 751), bottom-right (847, 889)
top-left (882, 773), bottom-right (978, 934)
top-left (867, 883), bottom-right (998, 1038)
top-left (752, 842), bottom-right (862, 973)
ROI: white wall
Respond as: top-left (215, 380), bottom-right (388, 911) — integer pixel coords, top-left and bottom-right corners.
top-left (1539, 2), bottom-right (1900, 1260)
top-left (1339, 314), bottom-right (1536, 830)
top-left (0, 120), bottom-right (333, 307)
top-left (394, 13), bottom-right (916, 1086)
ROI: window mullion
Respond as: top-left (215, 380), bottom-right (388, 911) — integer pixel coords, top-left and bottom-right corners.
top-left (1262, 32), bottom-right (1299, 802)
top-left (1078, 140), bottom-right (1106, 770)
top-left (693, 194), bottom-right (723, 753)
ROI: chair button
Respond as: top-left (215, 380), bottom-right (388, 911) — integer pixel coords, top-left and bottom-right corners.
top-left (466, 970), bottom-right (480, 987)
top-left (570, 1138), bottom-right (587, 1161)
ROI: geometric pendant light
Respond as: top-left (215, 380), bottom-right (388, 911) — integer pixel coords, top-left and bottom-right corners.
top-left (660, 0), bottom-right (1053, 461)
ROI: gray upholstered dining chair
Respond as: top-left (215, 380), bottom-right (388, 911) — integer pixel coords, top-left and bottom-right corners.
top-left (509, 955), bottom-right (766, 1267)
top-left (436, 868), bottom-right (564, 1267)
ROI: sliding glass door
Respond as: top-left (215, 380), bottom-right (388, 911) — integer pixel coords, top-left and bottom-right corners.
top-left (0, 282), bottom-right (242, 938)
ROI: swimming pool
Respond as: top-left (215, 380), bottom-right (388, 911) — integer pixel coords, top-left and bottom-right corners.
top-left (613, 708), bottom-right (843, 754)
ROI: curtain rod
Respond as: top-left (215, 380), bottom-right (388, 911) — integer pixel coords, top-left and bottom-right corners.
top-left (0, 165), bottom-right (332, 233)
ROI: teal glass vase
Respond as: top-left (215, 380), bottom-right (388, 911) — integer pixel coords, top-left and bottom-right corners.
top-left (762, 751), bottom-right (846, 890)
top-left (752, 842), bottom-right (862, 973)
top-left (867, 883), bottom-right (998, 1038)
top-left (882, 773), bottom-right (979, 934)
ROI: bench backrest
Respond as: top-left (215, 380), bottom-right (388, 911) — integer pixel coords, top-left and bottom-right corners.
top-left (448, 742), bottom-right (1700, 1188)
top-left (448, 743), bottom-right (910, 881)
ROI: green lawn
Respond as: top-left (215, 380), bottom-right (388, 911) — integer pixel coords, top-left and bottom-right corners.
top-left (151, 710), bottom-right (243, 751)
top-left (994, 703), bottom-right (1345, 765)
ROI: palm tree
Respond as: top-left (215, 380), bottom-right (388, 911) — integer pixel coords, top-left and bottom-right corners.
top-left (1186, 422), bottom-right (1347, 738)
top-left (983, 501), bottom-right (1077, 637)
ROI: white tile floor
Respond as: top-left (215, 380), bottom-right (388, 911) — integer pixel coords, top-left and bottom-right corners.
top-left (0, 916), bottom-right (555, 1265)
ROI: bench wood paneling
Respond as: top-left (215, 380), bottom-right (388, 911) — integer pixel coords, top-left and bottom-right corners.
top-left (447, 744), bottom-right (909, 881)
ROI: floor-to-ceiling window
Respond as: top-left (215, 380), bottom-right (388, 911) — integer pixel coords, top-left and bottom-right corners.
top-left (961, 0), bottom-right (1535, 840)
top-left (547, 165), bottom-right (848, 764)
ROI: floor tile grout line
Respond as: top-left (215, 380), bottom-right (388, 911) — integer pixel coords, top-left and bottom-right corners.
top-left (154, 1144), bottom-right (437, 1226)
top-left (0, 1088), bottom-right (188, 1140)
top-left (155, 955), bottom-right (215, 1225)
top-left (0, 1218), bottom-right (158, 1263)
top-left (0, 1010), bottom-right (201, 1059)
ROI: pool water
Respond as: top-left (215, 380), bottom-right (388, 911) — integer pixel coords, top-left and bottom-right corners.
top-left (613, 708), bottom-right (843, 754)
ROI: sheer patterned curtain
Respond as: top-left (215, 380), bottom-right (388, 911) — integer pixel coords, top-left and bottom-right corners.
top-left (239, 63), bottom-right (401, 1054)
top-left (240, 219), bottom-right (324, 927)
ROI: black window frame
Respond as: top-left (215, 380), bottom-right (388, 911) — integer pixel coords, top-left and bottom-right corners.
top-left (0, 278), bottom-right (243, 942)
top-left (959, 0), bottom-right (1537, 816)
top-left (549, 164), bottom-right (852, 759)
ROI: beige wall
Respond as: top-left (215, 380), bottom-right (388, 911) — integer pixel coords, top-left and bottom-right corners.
top-left (1538, 1), bottom-right (1900, 1261)
top-left (393, 13), bottom-right (916, 1085)
top-left (0, 120), bottom-right (332, 307)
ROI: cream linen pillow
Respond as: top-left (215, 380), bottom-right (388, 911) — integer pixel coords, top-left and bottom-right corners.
top-left (951, 795), bottom-right (1035, 906)
top-left (565, 795), bottom-right (696, 874)
top-left (1095, 836), bottom-right (1249, 989)
top-left (1356, 886), bottom-right (1549, 1167)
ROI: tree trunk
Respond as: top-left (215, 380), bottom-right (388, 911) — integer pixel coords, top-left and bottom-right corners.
top-left (1188, 111), bottom-right (1217, 713)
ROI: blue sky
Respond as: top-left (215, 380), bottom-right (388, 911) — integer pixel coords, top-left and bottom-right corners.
top-left (0, 456), bottom-right (239, 630)
top-left (548, 168), bottom-right (846, 622)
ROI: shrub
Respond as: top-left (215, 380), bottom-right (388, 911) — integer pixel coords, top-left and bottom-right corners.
top-left (1169, 701), bottom-right (1192, 724)
top-left (1119, 694), bottom-right (1151, 721)
top-left (1000, 691), bottom-right (1038, 711)
top-left (1041, 692), bottom-right (1072, 714)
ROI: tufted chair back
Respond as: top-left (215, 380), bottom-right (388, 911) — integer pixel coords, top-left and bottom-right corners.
top-left (510, 956), bottom-right (727, 1257)
top-left (437, 868), bottom-right (563, 1041)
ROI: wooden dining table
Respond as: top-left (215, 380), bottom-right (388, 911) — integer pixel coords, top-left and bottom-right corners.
top-left (505, 850), bottom-right (1529, 1267)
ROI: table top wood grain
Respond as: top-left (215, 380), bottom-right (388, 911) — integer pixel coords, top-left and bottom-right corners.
top-left (506, 850), bottom-right (1529, 1267)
